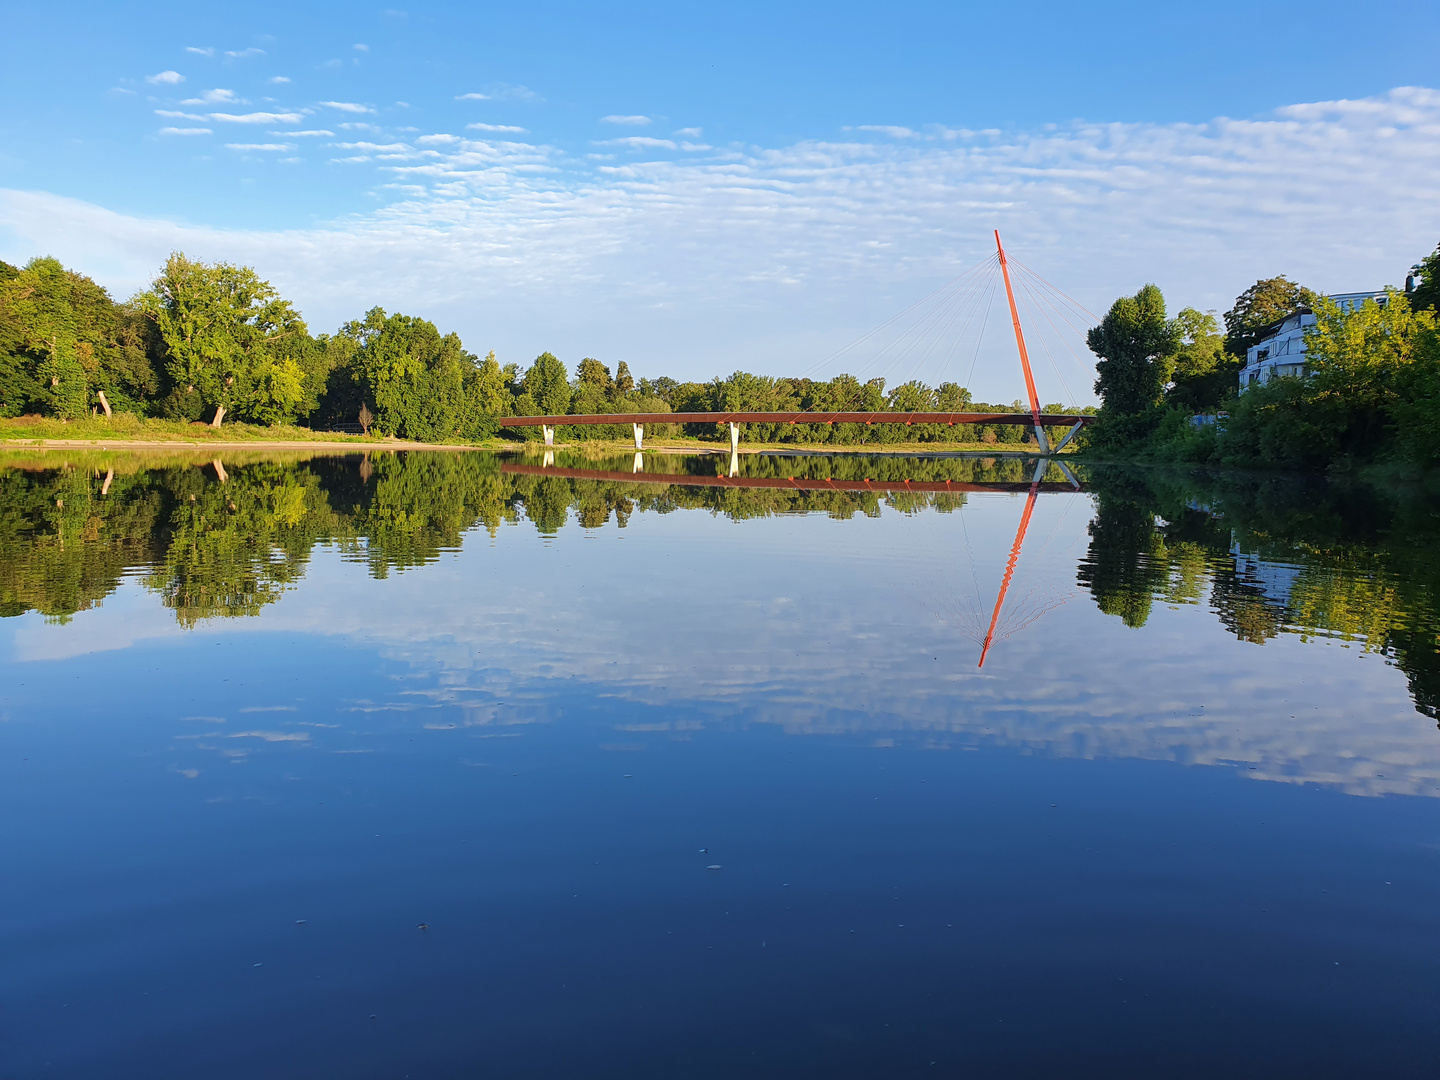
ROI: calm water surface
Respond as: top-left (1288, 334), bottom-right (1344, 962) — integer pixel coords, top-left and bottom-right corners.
top-left (2, 449), bottom-right (1438, 1078)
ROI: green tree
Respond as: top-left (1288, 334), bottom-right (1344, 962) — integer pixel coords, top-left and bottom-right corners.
top-left (521, 352), bottom-right (572, 415)
top-left (1167, 307), bottom-right (1238, 411)
top-left (1088, 284), bottom-right (1178, 416)
top-left (0, 257), bottom-right (161, 419)
top-left (339, 307), bottom-right (476, 441)
top-left (613, 360), bottom-right (635, 398)
top-left (1408, 241), bottom-right (1440, 314)
top-left (142, 252), bottom-right (309, 426)
top-left (1223, 276), bottom-right (1312, 356)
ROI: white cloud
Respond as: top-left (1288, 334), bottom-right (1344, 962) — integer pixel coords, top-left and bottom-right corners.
top-left (456, 84), bottom-right (538, 103)
top-left (467, 122), bottom-right (527, 133)
top-left (181, 88), bottom-right (243, 105)
top-left (416, 133), bottom-right (461, 145)
top-left (146, 70), bottom-right (185, 85)
top-left (597, 136), bottom-right (676, 149)
top-left (280, 129), bottom-right (333, 137)
top-left (158, 127), bottom-right (212, 136)
top-left (601, 114), bottom-right (651, 126)
top-left (225, 143), bottom-right (294, 151)
top-left (354, 43), bottom-right (370, 52)
top-left (854, 125), bottom-right (918, 138)
top-left (674, 127), bottom-right (702, 137)
top-left (679, 141), bottom-right (712, 152)
top-left (330, 141), bottom-right (411, 152)
top-left (155, 109), bottom-right (206, 120)
top-left (269, 75), bottom-right (291, 84)
top-left (209, 111), bottom-right (304, 124)
top-left (185, 46), bottom-right (215, 57)
top-left (224, 48), bottom-right (266, 59)
top-left (109, 87), bottom-right (137, 96)
top-left (10, 86), bottom-right (1440, 397)
top-left (320, 101), bottom-right (373, 114)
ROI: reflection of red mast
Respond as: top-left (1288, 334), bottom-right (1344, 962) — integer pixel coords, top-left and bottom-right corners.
top-left (977, 470), bottom-right (1042, 668)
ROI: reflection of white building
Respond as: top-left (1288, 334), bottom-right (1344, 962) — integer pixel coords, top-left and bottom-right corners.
top-left (1231, 543), bottom-right (1302, 604)
top-left (1239, 291), bottom-right (1387, 392)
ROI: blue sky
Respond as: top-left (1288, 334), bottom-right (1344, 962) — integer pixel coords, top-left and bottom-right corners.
top-left (2, 1), bottom-right (1438, 399)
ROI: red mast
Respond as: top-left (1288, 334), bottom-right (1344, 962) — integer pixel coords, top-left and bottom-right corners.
top-left (994, 230), bottom-right (1047, 450)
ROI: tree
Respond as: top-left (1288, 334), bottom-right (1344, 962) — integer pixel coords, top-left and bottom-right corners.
top-left (0, 257), bottom-right (160, 419)
top-left (1223, 276), bottom-right (1312, 356)
top-left (575, 357), bottom-right (612, 391)
top-left (1167, 307), bottom-right (1238, 411)
top-left (337, 307), bottom-right (476, 441)
top-left (1410, 241), bottom-right (1440, 314)
top-left (142, 252), bottom-right (309, 426)
top-left (613, 360), bottom-right (635, 398)
top-left (521, 352), bottom-right (572, 415)
top-left (1305, 290), bottom-right (1437, 458)
top-left (1088, 284), bottom-right (1179, 416)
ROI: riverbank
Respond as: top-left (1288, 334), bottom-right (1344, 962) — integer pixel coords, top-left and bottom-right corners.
top-left (1, 415), bottom-right (1064, 457)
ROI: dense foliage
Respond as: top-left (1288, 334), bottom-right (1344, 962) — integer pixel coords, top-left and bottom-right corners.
top-left (0, 251), bottom-right (1090, 446)
top-left (1082, 241), bottom-right (1440, 470)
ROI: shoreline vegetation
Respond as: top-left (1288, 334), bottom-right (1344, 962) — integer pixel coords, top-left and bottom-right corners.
top-left (0, 252), bottom-right (1089, 455)
top-left (1075, 243), bottom-right (1440, 472)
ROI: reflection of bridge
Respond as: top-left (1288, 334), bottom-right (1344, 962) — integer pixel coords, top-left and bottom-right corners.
top-left (507, 455), bottom-right (1078, 668)
top-left (501, 460), bottom-right (1081, 494)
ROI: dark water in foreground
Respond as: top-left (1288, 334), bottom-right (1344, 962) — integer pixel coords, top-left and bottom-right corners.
top-left (2, 449), bottom-right (1439, 1078)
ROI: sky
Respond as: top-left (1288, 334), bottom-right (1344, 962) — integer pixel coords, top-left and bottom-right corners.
top-left (2, 0), bottom-right (1438, 402)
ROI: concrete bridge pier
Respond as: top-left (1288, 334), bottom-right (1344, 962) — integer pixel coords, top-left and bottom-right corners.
top-left (1033, 424), bottom-right (1051, 454)
top-left (542, 424), bottom-right (556, 446)
top-left (729, 422), bottom-right (740, 454)
top-left (632, 423), bottom-right (644, 450)
top-left (728, 449), bottom-right (740, 477)
top-left (542, 449), bottom-right (554, 468)
top-left (632, 451), bottom-right (644, 473)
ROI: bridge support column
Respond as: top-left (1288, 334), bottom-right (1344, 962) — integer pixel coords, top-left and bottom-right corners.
top-left (1050, 420), bottom-right (1084, 454)
top-left (633, 451), bottom-right (644, 473)
top-left (729, 422), bottom-right (740, 454)
top-left (1033, 424), bottom-right (1051, 455)
top-left (543, 449), bottom-right (554, 468)
top-left (633, 423), bottom-right (644, 450)
top-left (542, 424), bottom-right (555, 447)
top-left (729, 449), bottom-right (740, 477)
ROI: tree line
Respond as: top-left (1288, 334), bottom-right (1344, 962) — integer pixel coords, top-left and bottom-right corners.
top-left (0, 252), bottom-right (1089, 447)
top-left (1082, 240), bottom-right (1440, 468)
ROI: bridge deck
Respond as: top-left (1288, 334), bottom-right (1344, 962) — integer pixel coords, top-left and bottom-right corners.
top-left (499, 411), bottom-right (1090, 428)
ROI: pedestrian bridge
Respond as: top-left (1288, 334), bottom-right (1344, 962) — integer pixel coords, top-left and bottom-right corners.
top-left (502, 410), bottom-right (1092, 454)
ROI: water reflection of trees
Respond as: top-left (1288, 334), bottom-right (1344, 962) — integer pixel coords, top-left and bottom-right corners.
top-left (0, 449), bottom-right (1024, 624)
top-left (1078, 464), bottom-right (1440, 720)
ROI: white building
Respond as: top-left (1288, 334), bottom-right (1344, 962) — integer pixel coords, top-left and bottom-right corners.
top-left (1238, 290), bottom-right (1388, 392)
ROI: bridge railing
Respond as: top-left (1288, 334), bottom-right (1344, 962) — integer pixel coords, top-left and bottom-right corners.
top-left (497, 411), bottom-right (1091, 427)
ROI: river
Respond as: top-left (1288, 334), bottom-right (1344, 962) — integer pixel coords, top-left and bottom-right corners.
top-left (2, 449), bottom-right (1437, 1077)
